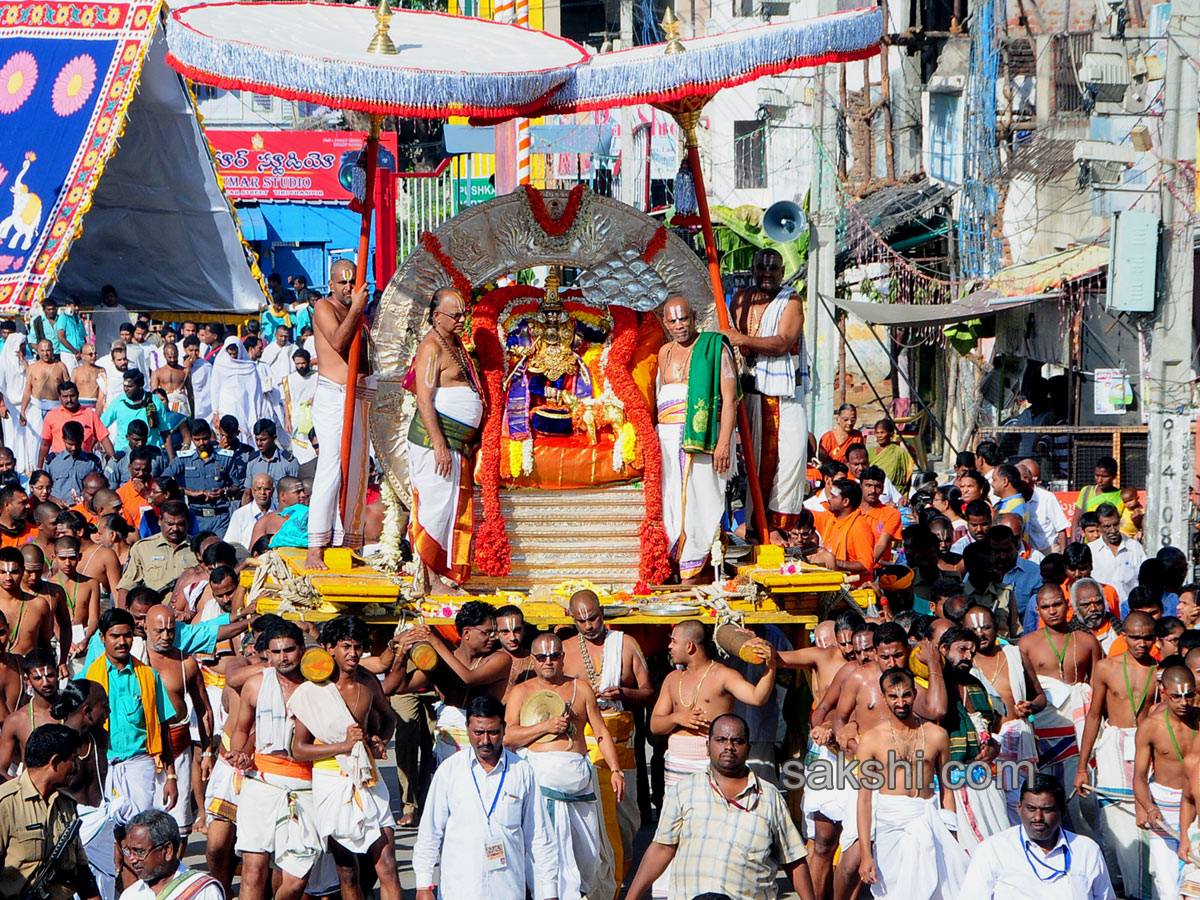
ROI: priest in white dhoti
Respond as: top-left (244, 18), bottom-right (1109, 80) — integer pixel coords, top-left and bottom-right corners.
top-left (288, 617), bottom-right (400, 900)
top-left (1034, 672), bottom-right (1096, 842)
top-left (406, 287), bottom-right (484, 595)
top-left (232, 625), bottom-right (324, 898)
top-left (564, 589), bottom-right (651, 883)
top-left (504, 633), bottom-right (621, 900)
top-left (306, 259), bottom-right (375, 568)
top-left (723, 248), bottom-right (808, 538)
top-left (857, 668), bottom-right (969, 900)
top-left (657, 296), bottom-right (736, 582)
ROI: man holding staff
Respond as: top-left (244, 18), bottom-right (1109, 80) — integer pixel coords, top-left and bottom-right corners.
top-left (306, 258), bottom-right (374, 570)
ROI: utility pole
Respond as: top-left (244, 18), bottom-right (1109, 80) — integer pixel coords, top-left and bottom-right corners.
top-left (618, 0), bottom-right (637, 205)
top-left (1145, 5), bottom-right (1199, 558)
top-left (805, 54), bottom-right (839, 439)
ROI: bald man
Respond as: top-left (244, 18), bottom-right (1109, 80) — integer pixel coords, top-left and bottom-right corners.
top-left (1018, 583), bottom-right (1102, 843)
top-left (20, 338), bottom-right (70, 442)
top-left (145, 603), bottom-right (212, 835)
top-left (505, 633), bottom-right (623, 900)
top-left (721, 248), bottom-right (807, 538)
top-left (306, 257), bottom-right (374, 570)
top-left (1135, 665), bottom-right (1197, 900)
top-left (225, 472), bottom-right (275, 550)
top-left (20, 542), bottom-right (70, 669)
top-left (649, 618), bottom-right (776, 898)
top-left (562, 589), bottom-right (653, 879)
top-left (405, 287), bottom-right (483, 594)
top-left (1018, 458), bottom-right (1069, 554)
top-left (1076, 611), bottom-right (1160, 897)
top-left (656, 297), bottom-right (737, 582)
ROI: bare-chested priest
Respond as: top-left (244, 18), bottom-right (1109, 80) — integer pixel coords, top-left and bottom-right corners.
top-left (306, 258), bottom-right (374, 570)
top-left (722, 248), bottom-right (807, 539)
top-left (648, 619), bottom-right (775, 896)
top-left (145, 604), bottom-right (212, 836)
top-left (1134, 664), bottom-right (1196, 900)
top-left (562, 589), bottom-right (653, 879)
top-left (1075, 610), bottom-right (1159, 897)
top-left (828, 622), bottom-right (947, 900)
top-left (656, 296), bottom-right (735, 581)
top-left (964, 603), bottom-right (1046, 820)
top-left (290, 615), bottom-right (399, 900)
top-left (21, 338), bottom-right (69, 439)
top-left (406, 287), bottom-right (483, 594)
top-left (1018, 583), bottom-right (1101, 841)
top-left (506, 633), bottom-right (623, 900)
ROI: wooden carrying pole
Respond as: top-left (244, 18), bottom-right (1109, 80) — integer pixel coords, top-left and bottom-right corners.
top-left (339, 114), bottom-right (381, 518)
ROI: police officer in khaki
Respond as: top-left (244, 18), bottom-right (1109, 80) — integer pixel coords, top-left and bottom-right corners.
top-left (0, 723), bottom-right (99, 900)
top-left (115, 500), bottom-right (196, 605)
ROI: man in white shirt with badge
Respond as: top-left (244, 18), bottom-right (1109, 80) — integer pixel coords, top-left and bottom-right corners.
top-left (958, 773), bottom-right (1114, 900)
top-left (412, 694), bottom-right (559, 900)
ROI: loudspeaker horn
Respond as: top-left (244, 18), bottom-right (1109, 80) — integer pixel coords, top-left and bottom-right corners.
top-left (762, 200), bottom-right (807, 243)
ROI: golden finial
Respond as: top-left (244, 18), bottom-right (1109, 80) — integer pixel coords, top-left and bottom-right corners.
top-left (662, 7), bottom-right (685, 54)
top-left (542, 271), bottom-right (563, 311)
top-left (367, 0), bottom-right (398, 56)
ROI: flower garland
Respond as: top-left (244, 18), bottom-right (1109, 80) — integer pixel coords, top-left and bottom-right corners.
top-left (523, 183), bottom-right (587, 237)
top-left (420, 231), bottom-right (472, 304)
top-left (374, 478), bottom-right (405, 574)
top-left (641, 225), bottom-right (668, 264)
top-left (606, 305), bottom-right (669, 588)
top-left (469, 291), bottom-right (511, 576)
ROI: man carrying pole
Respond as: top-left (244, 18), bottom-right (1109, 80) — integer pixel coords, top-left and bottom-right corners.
top-left (306, 258), bottom-right (374, 569)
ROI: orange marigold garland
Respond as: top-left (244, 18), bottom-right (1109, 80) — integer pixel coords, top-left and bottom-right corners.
top-left (420, 231), bottom-right (472, 303)
top-left (524, 183), bottom-right (587, 236)
top-left (469, 291), bottom-right (511, 576)
top-left (607, 304), bottom-right (669, 587)
top-left (641, 225), bottom-right (668, 264)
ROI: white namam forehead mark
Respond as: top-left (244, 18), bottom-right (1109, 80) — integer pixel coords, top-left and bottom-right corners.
top-left (438, 291), bottom-right (465, 314)
top-left (664, 300), bottom-right (692, 322)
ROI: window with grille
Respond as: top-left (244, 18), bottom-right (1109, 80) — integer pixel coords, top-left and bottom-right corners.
top-left (250, 93), bottom-right (273, 112)
top-left (734, 121), bottom-right (767, 190)
top-left (1051, 33), bottom-right (1091, 119)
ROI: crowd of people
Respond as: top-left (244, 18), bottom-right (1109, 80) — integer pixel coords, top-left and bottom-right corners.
top-left (0, 248), bottom-right (1192, 900)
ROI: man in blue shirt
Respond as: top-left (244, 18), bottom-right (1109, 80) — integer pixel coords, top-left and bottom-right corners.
top-left (163, 420), bottom-right (240, 537)
top-left (45, 420), bottom-right (102, 503)
top-left (989, 524), bottom-right (1043, 634)
top-left (101, 371), bottom-right (174, 458)
top-left (84, 607), bottom-right (178, 874)
top-left (241, 419), bottom-right (298, 505)
top-left (53, 301), bottom-right (87, 369)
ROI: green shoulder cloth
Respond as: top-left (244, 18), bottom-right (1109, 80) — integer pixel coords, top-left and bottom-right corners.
top-left (682, 332), bottom-right (736, 455)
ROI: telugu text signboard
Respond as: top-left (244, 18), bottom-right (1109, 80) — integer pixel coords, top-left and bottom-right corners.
top-left (207, 130), bottom-right (397, 202)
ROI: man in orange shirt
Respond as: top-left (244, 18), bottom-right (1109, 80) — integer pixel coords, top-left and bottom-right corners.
top-left (68, 472), bottom-right (108, 527)
top-left (0, 485), bottom-right (32, 548)
top-left (36, 380), bottom-right (114, 467)
top-left (859, 465), bottom-right (902, 564)
top-left (116, 448), bottom-right (155, 530)
top-left (810, 479), bottom-right (877, 585)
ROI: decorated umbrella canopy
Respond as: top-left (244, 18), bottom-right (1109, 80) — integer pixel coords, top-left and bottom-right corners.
top-left (166, 0), bottom-right (883, 534)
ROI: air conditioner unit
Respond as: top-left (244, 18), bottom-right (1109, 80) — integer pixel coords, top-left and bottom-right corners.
top-left (756, 87), bottom-right (790, 120)
top-left (1079, 52), bottom-right (1131, 103)
top-left (1074, 140), bottom-right (1139, 186)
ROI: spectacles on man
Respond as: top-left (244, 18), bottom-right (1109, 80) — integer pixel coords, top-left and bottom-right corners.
top-left (533, 652), bottom-right (563, 662)
top-left (122, 842), bottom-right (167, 861)
top-left (437, 309), bottom-right (466, 321)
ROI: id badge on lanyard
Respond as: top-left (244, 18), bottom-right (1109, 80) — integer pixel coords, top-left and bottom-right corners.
top-left (472, 759), bottom-right (508, 872)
